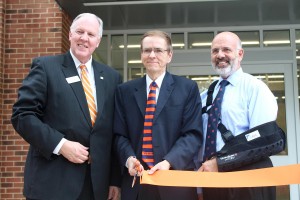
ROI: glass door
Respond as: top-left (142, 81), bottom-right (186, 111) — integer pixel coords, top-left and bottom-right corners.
top-left (169, 63), bottom-right (298, 200)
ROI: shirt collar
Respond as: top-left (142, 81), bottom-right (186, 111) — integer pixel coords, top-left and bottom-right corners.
top-left (146, 72), bottom-right (165, 89)
top-left (220, 67), bottom-right (243, 87)
top-left (70, 50), bottom-right (93, 72)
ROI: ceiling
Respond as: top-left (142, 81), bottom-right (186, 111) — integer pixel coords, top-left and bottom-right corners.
top-left (56, 0), bottom-right (300, 31)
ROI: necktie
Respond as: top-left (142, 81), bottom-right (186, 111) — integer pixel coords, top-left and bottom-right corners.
top-left (142, 81), bottom-right (158, 168)
top-left (80, 65), bottom-right (97, 126)
top-left (203, 80), bottom-right (229, 161)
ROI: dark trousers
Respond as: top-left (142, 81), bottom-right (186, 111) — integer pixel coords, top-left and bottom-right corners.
top-left (78, 164), bottom-right (94, 200)
top-left (134, 161), bottom-right (197, 200)
top-left (203, 158), bottom-right (276, 200)
top-left (26, 165), bottom-right (94, 200)
top-left (137, 161), bottom-right (162, 200)
top-left (137, 184), bottom-right (161, 200)
top-left (136, 185), bottom-right (198, 200)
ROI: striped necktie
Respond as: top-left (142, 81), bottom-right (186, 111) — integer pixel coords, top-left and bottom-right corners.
top-left (203, 80), bottom-right (229, 160)
top-left (142, 81), bottom-right (158, 168)
top-left (80, 65), bottom-right (97, 126)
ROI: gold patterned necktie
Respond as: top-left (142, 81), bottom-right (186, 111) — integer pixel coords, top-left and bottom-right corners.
top-left (80, 65), bottom-right (97, 126)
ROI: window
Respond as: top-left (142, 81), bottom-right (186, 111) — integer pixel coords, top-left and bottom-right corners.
top-left (127, 34), bottom-right (143, 80)
top-left (296, 30), bottom-right (300, 113)
top-left (263, 30), bottom-right (290, 47)
top-left (188, 32), bottom-right (214, 49)
top-left (111, 35), bottom-right (124, 77)
top-left (171, 33), bottom-right (185, 49)
top-left (232, 31), bottom-right (260, 47)
top-left (93, 35), bottom-right (108, 64)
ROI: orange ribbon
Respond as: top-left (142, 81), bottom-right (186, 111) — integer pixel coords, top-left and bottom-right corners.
top-left (141, 164), bottom-right (300, 187)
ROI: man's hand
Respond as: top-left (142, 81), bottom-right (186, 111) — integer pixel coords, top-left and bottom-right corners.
top-left (127, 156), bottom-right (144, 176)
top-left (148, 160), bottom-right (171, 175)
top-left (198, 158), bottom-right (218, 172)
top-left (108, 186), bottom-right (120, 200)
top-left (59, 140), bottom-right (89, 164)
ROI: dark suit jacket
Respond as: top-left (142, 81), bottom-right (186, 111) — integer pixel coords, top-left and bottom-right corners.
top-left (11, 51), bottom-right (122, 200)
top-left (114, 72), bottom-right (203, 200)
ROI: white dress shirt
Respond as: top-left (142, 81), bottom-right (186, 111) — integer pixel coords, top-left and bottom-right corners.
top-left (146, 72), bottom-right (165, 101)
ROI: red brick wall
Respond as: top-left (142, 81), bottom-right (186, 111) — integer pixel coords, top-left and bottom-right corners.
top-left (62, 10), bottom-right (71, 53)
top-left (0, 0), bottom-right (71, 199)
top-left (0, 0), bottom-right (5, 197)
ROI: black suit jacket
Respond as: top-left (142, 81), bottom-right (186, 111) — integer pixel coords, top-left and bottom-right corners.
top-left (114, 72), bottom-right (203, 200)
top-left (11, 51), bottom-right (122, 200)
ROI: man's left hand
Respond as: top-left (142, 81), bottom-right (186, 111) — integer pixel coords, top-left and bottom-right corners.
top-left (148, 160), bottom-right (171, 175)
top-left (108, 186), bottom-right (120, 200)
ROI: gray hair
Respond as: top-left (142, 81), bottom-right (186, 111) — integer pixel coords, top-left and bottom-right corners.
top-left (70, 13), bottom-right (103, 38)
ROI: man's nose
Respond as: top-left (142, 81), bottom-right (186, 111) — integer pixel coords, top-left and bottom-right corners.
top-left (216, 50), bottom-right (226, 58)
top-left (80, 32), bottom-right (89, 40)
top-left (149, 50), bottom-right (156, 57)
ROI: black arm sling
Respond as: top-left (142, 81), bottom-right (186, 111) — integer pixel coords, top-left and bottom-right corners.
top-left (203, 80), bottom-right (286, 171)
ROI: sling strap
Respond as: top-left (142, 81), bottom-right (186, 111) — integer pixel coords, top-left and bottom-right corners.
top-left (202, 80), bottom-right (234, 144)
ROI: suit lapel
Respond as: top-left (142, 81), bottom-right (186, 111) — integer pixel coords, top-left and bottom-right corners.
top-left (134, 77), bottom-right (147, 117)
top-left (93, 60), bottom-right (105, 126)
top-left (153, 72), bottom-right (174, 122)
top-left (134, 74), bottom-right (174, 122)
top-left (61, 52), bottom-right (92, 127)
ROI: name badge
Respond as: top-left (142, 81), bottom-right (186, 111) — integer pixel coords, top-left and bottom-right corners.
top-left (245, 130), bottom-right (261, 141)
top-left (66, 76), bottom-right (80, 84)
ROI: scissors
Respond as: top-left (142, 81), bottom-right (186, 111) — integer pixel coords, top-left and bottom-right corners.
top-left (131, 161), bottom-right (141, 188)
top-left (131, 170), bottom-right (138, 188)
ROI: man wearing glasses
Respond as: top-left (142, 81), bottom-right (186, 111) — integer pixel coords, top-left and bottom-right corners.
top-left (114, 30), bottom-right (203, 200)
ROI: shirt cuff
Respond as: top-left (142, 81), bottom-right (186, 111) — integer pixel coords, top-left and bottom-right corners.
top-left (125, 156), bottom-right (136, 168)
top-left (53, 138), bottom-right (67, 155)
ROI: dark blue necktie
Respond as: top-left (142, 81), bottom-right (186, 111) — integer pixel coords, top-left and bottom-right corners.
top-left (142, 81), bottom-right (157, 168)
top-left (203, 80), bottom-right (229, 161)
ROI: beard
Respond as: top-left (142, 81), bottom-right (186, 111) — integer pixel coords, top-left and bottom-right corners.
top-left (212, 57), bottom-right (238, 78)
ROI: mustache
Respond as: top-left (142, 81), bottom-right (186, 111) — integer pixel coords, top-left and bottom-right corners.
top-left (215, 58), bottom-right (230, 65)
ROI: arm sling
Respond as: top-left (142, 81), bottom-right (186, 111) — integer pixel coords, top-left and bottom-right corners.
top-left (203, 81), bottom-right (286, 171)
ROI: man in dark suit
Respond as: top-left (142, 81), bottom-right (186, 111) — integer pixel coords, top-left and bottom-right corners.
top-left (114, 30), bottom-right (203, 200)
top-left (11, 13), bottom-right (121, 200)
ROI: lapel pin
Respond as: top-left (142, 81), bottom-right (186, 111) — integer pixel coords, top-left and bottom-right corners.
top-left (100, 76), bottom-right (104, 80)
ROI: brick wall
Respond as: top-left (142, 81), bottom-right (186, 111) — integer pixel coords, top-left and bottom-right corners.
top-left (0, 0), bottom-right (71, 199)
top-left (0, 0), bottom-right (5, 197)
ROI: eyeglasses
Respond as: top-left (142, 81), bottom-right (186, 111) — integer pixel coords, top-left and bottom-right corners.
top-left (141, 48), bottom-right (169, 56)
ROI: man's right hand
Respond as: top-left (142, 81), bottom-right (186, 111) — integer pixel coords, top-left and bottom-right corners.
top-left (59, 140), bottom-right (89, 164)
top-left (127, 156), bottom-right (144, 176)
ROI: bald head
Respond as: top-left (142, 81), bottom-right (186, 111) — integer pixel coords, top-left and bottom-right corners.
top-left (212, 32), bottom-right (242, 50)
top-left (210, 31), bottom-right (244, 79)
